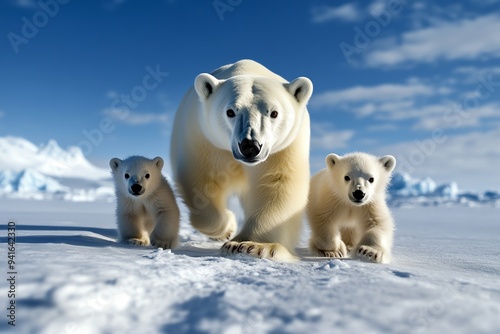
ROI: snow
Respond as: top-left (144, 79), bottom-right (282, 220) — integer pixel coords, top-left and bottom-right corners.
top-left (1, 199), bottom-right (499, 334)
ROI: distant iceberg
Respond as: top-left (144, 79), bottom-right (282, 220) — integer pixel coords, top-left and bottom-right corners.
top-left (388, 173), bottom-right (499, 207)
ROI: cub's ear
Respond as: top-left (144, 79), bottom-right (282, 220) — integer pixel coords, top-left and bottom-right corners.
top-left (194, 73), bottom-right (220, 100)
top-left (325, 153), bottom-right (341, 170)
top-left (153, 156), bottom-right (164, 170)
top-left (379, 155), bottom-right (396, 173)
top-left (286, 77), bottom-right (313, 104)
top-left (109, 158), bottom-right (122, 171)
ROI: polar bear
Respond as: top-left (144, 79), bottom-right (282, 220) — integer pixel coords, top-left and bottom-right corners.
top-left (307, 152), bottom-right (396, 263)
top-left (170, 59), bottom-right (313, 262)
top-left (110, 156), bottom-right (180, 249)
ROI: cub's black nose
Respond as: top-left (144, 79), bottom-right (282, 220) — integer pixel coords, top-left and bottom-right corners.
top-left (353, 190), bottom-right (365, 201)
top-left (131, 183), bottom-right (142, 194)
top-left (238, 139), bottom-right (261, 159)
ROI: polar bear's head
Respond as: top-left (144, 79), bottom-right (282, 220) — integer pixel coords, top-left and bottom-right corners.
top-left (325, 153), bottom-right (396, 206)
top-left (110, 156), bottom-right (164, 198)
top-left (194, 73), bottom-right (313, 165)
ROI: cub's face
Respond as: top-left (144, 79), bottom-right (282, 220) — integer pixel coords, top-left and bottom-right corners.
top-left (194, 73), bottom-right (313, 166)
top-left (326, 153), bottom-right (396, 206)
top-left (109, 156), bottom-right (164, 199)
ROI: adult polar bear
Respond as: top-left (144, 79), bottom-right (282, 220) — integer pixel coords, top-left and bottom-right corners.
top-left (171, 60), bottom-right (313, 262)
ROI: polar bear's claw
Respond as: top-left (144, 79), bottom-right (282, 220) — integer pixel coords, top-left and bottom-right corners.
top-left (221, 241), bottom-right (297, 262)
top-left (357, 245), bottom-right (383, 263)
top-left (320, 249), bottom-right (345, 258)
top-left (125, 238), bottom-right (149, 246)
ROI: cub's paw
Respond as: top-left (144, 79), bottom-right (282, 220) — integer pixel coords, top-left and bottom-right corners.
top-left (356, 245), bottom-right (383, 263)
top-left (221, 241), bottom-right (297, 262)
top-left (124, 237), bottom-right (150, 246)
top-left (319, 249), bottom-right (346, 258)
top-left (310, 239), bottom-right (347, 258)
top-left (150, 238), bottom-right (177, 250)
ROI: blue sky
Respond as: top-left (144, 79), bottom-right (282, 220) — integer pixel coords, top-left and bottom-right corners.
top-left (1, 0), bottom-right (500, 190)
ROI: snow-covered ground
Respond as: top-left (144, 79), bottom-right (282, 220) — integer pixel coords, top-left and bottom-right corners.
top-left (1, 199), bottom-right (499, 334)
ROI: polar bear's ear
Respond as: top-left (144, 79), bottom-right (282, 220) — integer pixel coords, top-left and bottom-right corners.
top-left (109, 158), bottom-right (122, 171)
top-left (325, 153), bottom-right (341, 170)
top-left (379, 155), bottom-right (396, 173)
top-left (194, 73), bottom-right (220, 100)
top-left (153, 156), bottom-right (164, 170)
top-left (286, 77), bottom-right (313, 104)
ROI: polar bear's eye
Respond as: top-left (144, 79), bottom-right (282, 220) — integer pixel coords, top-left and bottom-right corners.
top-left (145, 173), bottom-right (150, 179)
top-left (226, 109), bottom-right (235, 118)
top-left (369, 177), bottom-right (374, 183)
top-left (124, 173), bottom-right (130, 179)
top-left (270, 111), bottom-right (278, 118)
top-left (344, 175), bottom-right (350, 181)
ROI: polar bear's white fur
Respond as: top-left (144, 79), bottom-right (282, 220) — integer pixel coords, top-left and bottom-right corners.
top-left (110, 156), bottom-right (180, 249)
top-left (307, 152), bottom-right (396, 263)
top-left (170, 59), bottom-right (313, 262)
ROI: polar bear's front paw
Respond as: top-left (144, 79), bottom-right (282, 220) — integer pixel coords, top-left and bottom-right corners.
top-left (221, 241), bottom-right (297, 262)
top-left (150, 238), bottom-right (177, 250)
top-left (356, 245), bottom-right (383, 263)
top-left (124, 237), bottom-right (150, 246)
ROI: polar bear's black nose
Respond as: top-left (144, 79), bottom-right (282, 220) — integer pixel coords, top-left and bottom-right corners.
top-left (238, 139), bottom-right (261, 159)
top-left (353, 190), bottom-right (365, 201)
top-left (131, 184), bottom-right (142, 194)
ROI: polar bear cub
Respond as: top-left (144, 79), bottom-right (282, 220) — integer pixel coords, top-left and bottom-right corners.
top-left (110, 156), bottom-right (180, 249)
top-left (307, 152), bottom-right (396, 263)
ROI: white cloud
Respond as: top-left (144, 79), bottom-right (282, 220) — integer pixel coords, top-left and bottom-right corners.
top-left (367, 124), bottom-right (398, 132)
top-left (311, 4), bottom-right (362, 23)
top-left (346, 100), bottom-right (500, 129)
top-left (352, 100), bottom-right (416, 118)
top-left (106, 91), bottom-right (119, 99)
top-left (103, 108), bottom-right (169, 125)
top-left (413, 103), bottom-right (500, 130)
top-left (365, 14), bottom-right (500, 67)
top-left (310, 123), bottom-right (354, 151)
top-left (369, 0), bottom-right (386, 14)
top-left (310, 76), bottom-right (499, 130)
top-left (311, 82), bottom-right (435, 108)
top-left (452, 66), bottom-right (500, 85)
top-left (374, 127), bottom-right (500, 190)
